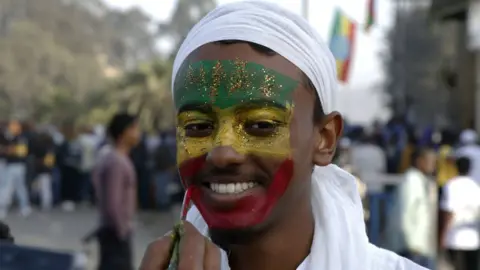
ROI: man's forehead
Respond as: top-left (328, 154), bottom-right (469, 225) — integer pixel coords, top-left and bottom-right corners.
top-left (186, 42), bottom-right (302, 82)
top-left (174, 59), bottom-right (299, 111)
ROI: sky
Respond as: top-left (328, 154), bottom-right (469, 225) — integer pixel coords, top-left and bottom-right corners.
top-left (103, 0), bottom-right (395, 124)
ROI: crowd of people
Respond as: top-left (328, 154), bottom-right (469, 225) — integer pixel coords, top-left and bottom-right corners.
top-left (0, 119), bottom-right (181, 220)
top-left (335, 118), bottom-right (480, 270)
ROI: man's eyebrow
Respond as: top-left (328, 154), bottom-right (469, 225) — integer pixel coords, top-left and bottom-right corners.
top-left (178, 103), bottom-right (213, 114)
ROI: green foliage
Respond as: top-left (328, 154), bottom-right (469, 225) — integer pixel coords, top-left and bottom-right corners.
top-left (0, 0), bottom-right (216, 130)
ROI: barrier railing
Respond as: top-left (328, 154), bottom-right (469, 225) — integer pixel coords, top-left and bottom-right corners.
top-left (360, 173), bottom-right (405, 246)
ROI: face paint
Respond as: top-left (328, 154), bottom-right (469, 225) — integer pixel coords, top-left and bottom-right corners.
top-left (174, 59), bottom-right (299, 229)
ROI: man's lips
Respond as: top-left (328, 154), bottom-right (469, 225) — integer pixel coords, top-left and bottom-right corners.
top-left (196, 184), bottom-right (265, 211)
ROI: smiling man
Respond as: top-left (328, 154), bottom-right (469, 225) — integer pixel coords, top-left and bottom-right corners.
top-left (140, 1), bottom-right (426, 270)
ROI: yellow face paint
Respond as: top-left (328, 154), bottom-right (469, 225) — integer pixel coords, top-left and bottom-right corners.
top-left (176, 105), bottom-right (293, 164)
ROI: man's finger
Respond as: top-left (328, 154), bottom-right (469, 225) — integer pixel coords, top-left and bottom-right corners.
top-left (178, 221), bottom-right (206, 270)
top-left (140, 233), bottom-right (174, 270)
top-left (203, 239), bottom-right (221, 270)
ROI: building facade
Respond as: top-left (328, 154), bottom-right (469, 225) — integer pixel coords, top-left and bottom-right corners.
top-left (431, 0), bottom-right (480, 131)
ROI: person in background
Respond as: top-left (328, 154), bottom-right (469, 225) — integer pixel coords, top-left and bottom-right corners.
top-left (32, 132), bottom-right (56, 211)
top-left (455, 129), bottom-right (480, 185)
top-left (398, 129), bottom-right (417, 174)
top-left (350, 129), bottom-right (386, 176)
top-left (92, 113), bottom-right (140, 270)
top-left (78, 126), bottom-right (99, 205)
top-left (0, 221), bottom-right (14, 243)
top-left (395, 148), bottom-right (438, 268)
top-left (130, 133), bottom-right (151, 209)
top-left (0, 120), bottom-right (32, 219)
top-left (56, 124), bottom-right (82, 211)
top-left (439, 157), bottom-right (480, 270)
top-left (152, 131), bottom-right (177, 211)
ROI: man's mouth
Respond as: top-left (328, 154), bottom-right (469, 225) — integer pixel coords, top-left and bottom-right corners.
top-left (207, 182), bottom-right (259, 195)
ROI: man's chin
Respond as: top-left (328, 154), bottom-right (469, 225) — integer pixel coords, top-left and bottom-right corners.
top-left (208, 220), bottom-right (271, 247)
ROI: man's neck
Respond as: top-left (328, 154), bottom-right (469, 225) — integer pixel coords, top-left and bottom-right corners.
top-left (227, 198), bottom-right (314, 270)
top-left (115, 143), bottom-right (131, 156)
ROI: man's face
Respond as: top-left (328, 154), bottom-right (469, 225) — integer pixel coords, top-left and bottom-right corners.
top-left (8, 121), bottom-right (21, 136)
top-left (125, 121), bottom-right (141, 147)
top-left (420, 151), bottom-right (437, 175)
top-left (174, 43), bottom-right (341, 232)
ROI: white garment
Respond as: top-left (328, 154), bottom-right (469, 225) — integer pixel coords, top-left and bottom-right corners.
top-left (297, 255), bottom-right (310, 270)
top-left (440, 176), bottom-right (480, 250)
top-left (174, 1), bottom-right (425, 269)
top-left (389, 168), bottom-right (437, 256)
top-left (456, 144), bottom-right (480, 185)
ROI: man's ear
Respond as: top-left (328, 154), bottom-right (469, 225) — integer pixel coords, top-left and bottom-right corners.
top-left (312, 112), bottom-right (343, 166)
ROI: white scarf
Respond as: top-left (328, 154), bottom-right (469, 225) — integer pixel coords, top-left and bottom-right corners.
top-left (172, 1), bottom-right (425, 269)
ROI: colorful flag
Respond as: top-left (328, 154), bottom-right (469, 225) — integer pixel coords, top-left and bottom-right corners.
top-left (329, 9), bottom-right (356, 83)
top-left (365, 0), bottom-right (375, 32)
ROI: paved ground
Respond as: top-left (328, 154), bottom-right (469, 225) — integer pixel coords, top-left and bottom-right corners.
top-left (2, 206), bottom-right (181, 269)
top-left (3, 206), bottom-right (451, 270)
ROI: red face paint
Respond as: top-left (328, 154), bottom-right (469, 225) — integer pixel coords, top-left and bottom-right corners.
top-left (179, 157), bottom-right (294, 229)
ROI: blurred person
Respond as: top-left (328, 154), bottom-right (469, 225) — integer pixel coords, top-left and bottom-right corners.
top-left (21, 121), bottom-right (37, 194)
top-left (152, 131), bottom-right (177, 211)
top-left (437, 145), bottom-right (458, 198)
top-left (334, 137), bottom-right (352, 169)
top-left (140, 2), bottom-right (425, 269)
top-left (92, 113), bottom-right (140, 270)
top-left (0, 120), bottom-right (32, 219)
top-left (130, 132), bottom-right (151, 209)
top-left (32, 132), bottom-right (56, 211)
top-left (439, 157), bottom-right (480, 270)
top-left (350, 129), bottom-right (386, 176)
top-left (395, 148), bottom-right (438, 268)
top-left (56, 124), bottom-right (82, 211)
top-left (0, 221), bottom-right (14, 243)
top-left (78, 126), bottom-right (100, 205)
top-left (456, 129), bottom-right (480, 185)
top-left (398, 130), bottom-right (417, 173)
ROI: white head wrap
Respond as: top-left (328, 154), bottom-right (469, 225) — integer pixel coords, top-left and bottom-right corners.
top-left (172, 1), bottom-right (422, 270)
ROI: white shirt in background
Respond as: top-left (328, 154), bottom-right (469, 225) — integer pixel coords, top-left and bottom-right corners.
top-left (350, 143), bottom-right (386, 174)
top-left (390, 168), bottom-right (437, 256)
top-left (456, 144), bottom-right (480, 185)
top-left (441, 175), bottom-right (480, 250)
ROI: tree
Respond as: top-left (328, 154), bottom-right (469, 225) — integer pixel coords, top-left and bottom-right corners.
top-left (158, 0), bottom-right (216, 58)
top-left (383, 5), bottom-right (446, 127)
top-left (0, 0), bottom-right (160, 124)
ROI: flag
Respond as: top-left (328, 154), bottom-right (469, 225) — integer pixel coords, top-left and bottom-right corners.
top-left (365, 0), bottom-right (375, 32)
top-left (329, 9), bottom-right (356, 83)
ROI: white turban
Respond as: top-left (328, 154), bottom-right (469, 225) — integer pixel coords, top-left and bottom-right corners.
top-left (172, 1), bottom-right (423, 270)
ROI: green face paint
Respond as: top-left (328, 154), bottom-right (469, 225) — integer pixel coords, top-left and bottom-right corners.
top-left (173, 59), bottom-right (299, 110)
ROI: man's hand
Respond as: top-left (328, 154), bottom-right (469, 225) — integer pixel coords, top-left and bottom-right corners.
top-left (140, 221), bottom-right (221, 270)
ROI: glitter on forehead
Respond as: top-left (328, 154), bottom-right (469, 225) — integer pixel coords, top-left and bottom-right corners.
top-left (208, 61), bottom-right (224, 102)
top-left (174, 60), bottom-right (299, 110)
top-left (229, 58), bottom-right (249, 94)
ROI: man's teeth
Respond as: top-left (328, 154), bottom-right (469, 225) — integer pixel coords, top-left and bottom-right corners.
top-left (209, 182), bottom-right (258, 194)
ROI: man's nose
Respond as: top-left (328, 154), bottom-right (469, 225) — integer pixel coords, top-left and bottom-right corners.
top-left (207, 146), bottom-right (246, 168)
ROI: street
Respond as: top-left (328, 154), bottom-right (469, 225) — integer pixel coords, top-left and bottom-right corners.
top-left (3, 206), bottom-right (451, 270)
top-left (3, 206), bottom-right (180, 269)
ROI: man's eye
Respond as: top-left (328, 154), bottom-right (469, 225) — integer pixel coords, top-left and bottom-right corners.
top-left (184, 122), bottom-right (214, 137)
top-left (244, 121), bottom-right (278, 137)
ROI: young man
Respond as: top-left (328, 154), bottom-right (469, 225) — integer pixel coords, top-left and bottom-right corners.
top-left (0, 120), bottom-right (31, 219)
top-left (440, 157), bottom-right (480, 270)
top-left (141, 1), bottom-right (425, 269)
top-left (395, 148), bottom-right (438, 268)
top-left (92, 113), bottom-right (140, 270)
